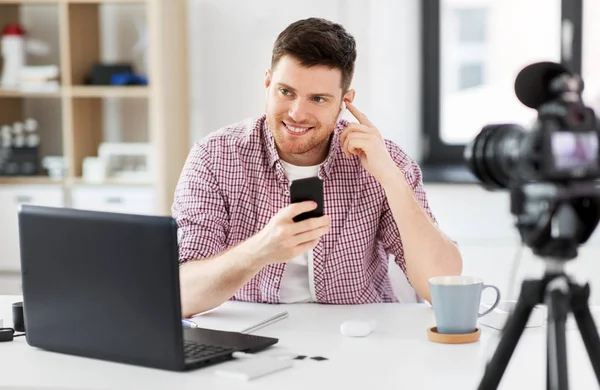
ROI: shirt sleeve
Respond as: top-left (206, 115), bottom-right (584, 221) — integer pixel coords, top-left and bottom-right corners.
top-left (172, 142), bottom-right (230, 264)
top-left (377, 142), bottom-right (438, 275)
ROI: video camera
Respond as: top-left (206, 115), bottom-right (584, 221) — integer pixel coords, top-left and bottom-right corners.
top-left (464, 61), bottom-right (600, 261)
top-left (465, 61), bottom-right (600, 390)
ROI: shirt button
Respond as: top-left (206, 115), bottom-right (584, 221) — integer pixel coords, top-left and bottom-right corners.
top-left (284, 190), bottom-right (290, 196)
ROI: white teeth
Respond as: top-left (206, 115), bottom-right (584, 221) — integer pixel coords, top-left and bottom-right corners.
top-left (286, 124), bottom-right (311, 133)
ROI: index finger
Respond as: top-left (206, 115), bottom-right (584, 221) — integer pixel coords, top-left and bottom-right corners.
top-left (282, 201), bottom-right (317, 220)
top-left (345, 101), bottom-right (373, 127)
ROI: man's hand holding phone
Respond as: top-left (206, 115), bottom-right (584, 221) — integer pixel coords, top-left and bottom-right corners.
top-left (249, 201), bottom-right (330, 266)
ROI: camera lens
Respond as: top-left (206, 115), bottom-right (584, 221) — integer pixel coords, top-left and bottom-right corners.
top-left (464, 124), bottom-right (526, 190)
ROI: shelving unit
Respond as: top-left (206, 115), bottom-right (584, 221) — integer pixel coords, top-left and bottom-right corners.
top-left (0, 0), bottom-right (146, 5)
top-left (0, 0), bottom-right (190, 215)
top-left (0, 176), bottom-right (63, 185)
top-left (0, 89), bottom-right (62, 97)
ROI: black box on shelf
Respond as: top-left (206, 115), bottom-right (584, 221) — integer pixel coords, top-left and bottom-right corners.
top-left (85, 63), bottom-right (134, 85)
top-left (0, 147), bottom-right (40, 176)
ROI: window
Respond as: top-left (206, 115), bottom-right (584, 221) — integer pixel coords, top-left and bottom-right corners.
top-left (422, 0), bottom-right (572, 166)
top-left (445, 7), bottom-right (488, 94)
top-left (458, 63), bottom-right (484, 90)
top-left (456, 8), bottom-right (487, 43)
top-left (583, 0), bottom-right (600, 114)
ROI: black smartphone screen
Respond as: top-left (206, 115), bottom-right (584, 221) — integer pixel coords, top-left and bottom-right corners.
top-left (289, 176), bottom-right (324, 222)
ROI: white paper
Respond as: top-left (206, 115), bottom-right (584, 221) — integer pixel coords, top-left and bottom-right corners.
top-left (189, 301), bottom-right (288, 333)
top-left (215, 356), bottom-right (293, 381)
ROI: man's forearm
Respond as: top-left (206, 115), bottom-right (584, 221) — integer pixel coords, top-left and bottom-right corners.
top-left (179, 240), bottom-right (263, 317)
top-left (381, 169), bottom-right (463, 303)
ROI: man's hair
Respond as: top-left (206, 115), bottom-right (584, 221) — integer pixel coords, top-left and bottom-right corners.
top-left (271, 18), bottom-right (357, 94)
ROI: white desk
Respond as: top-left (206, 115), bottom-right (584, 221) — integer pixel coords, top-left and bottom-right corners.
top-left (0, 295), bottom-right (598, 390)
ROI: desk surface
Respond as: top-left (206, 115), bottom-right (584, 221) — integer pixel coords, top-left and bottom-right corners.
top-left (0, 295), bottom-right (598, 390)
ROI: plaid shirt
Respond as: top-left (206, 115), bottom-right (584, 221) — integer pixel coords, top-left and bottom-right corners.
top-left (172, 115), bottom-right (437, 304)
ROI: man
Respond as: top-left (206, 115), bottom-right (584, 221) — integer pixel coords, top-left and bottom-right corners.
top-left (173, 17), bottom-right (462, 317)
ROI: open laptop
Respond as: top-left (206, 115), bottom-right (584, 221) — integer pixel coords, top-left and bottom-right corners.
top-left (17, 205), bottom-right (278, 371)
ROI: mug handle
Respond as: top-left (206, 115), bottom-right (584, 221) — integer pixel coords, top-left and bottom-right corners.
top-left (478, 284), bottom-right (502, 317)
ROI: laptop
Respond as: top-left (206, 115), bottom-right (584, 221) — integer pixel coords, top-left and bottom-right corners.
top-left (17, 205), bottom-right (278, 371)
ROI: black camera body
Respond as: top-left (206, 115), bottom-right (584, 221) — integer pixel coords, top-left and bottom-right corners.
top-left (465, 62), bottom-right (600, 261)
top-left (537, 80), bottom-right (599, 182)
top-left (465, 62), bottom-right (600, 190)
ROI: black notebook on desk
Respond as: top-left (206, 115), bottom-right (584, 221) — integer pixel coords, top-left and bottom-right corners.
top-left (17, 205), bottom-right (278, 371)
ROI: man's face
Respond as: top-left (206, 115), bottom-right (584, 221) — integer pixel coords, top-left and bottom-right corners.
top-left (265, 55), bottom-right (350, 165)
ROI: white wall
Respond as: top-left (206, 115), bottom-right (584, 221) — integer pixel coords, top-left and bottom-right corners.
top-left (187, 0), bottom-right (422, 160)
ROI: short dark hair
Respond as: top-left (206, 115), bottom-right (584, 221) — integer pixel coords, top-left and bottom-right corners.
top-left (271, 18), bottom-right (357, 94)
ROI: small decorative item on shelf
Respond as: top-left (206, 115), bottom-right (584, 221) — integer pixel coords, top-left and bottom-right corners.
top-left (82, 157), bottom-right (107, 183)
top-left (85, 63), bottom-right (147, 86)
top-left (82, 143), bottom-right (153, 183)
top-left (0, 24), bottom-right (25, 88)
top-left (0, 118), bottom-right (40, 176)
top-left (20, 65), bottom-right (60, 92)
top-left (41, 156), bottom-right (67, 181)
top-left (1, 23), bottom-right (52, 89)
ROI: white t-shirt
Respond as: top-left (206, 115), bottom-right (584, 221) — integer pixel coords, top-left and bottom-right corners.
top-left (278, 160), bottom-right (321, 303)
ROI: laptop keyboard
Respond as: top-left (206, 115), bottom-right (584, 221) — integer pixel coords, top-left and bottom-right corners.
top-left (183, 341), bottom-right (234, 360)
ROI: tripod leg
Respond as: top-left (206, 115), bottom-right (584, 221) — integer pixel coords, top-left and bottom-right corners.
top-left (569, 282), bottom-right (600, 384)
top-left (478, 280), bottom-right (542, 390)
top-left (546, 287), bottom-right (569, 390)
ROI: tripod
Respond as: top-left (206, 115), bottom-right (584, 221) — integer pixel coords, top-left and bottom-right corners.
top-left (477, 187), bottom-right (600, 389)
top-left (479, 185), bottom-right (600, 390)
top-left (478, 261), bottom-right (600, 389)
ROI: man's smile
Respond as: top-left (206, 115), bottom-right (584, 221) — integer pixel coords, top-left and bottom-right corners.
top-left (283, 121), bottom-right (314, 135)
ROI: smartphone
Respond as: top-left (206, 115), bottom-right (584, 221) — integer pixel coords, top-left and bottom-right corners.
top-left (289, 176), bottom-right (324, 222)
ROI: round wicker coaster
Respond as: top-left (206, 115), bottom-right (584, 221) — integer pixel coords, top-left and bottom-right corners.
top-left (427, 326), bottom-right (481, 344)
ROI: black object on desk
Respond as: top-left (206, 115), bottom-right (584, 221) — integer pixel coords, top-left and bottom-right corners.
top-left (17, 205), bottom-right (278, 371)
top-left (0, 303), bottom-right (25, 342)
top-left (12, 302), bottom-right (24, 332)
top-left (0, 328), bottom-right (15, 342)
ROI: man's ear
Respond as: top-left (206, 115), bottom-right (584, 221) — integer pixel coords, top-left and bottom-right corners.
top-left (264, 69), bottom-right (272, 89)
top-left (343, 89), bottom-right (356, 104)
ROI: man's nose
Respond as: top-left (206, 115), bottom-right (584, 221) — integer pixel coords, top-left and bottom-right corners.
top-left (288, 99), bottom-right (311, 123)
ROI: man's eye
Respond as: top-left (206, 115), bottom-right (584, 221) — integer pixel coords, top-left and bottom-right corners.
top-left (313, 96), bottom-right (325, 103)
top-left (280, 89), bottom-right (291, 96)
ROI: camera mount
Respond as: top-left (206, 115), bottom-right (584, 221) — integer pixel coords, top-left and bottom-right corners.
top-left (478, 182), bottom-right (600, 390)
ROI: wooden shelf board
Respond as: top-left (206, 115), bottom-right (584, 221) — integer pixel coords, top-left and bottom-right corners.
top-left (0, 176), bottom-right (152, 186)
top-left (0, 89), bottom-right (63, 98)
top-left (64, 0), bottom-right (146, 3)
top-left (69, 86), bottom-right (149, 98)
top-left (0, 0), bottom-right (59, 4)
top-left (70, 177), bottom-right (153, 186)
top-left (0, 176), bottom-right (64, 185)
top-left (0, 0), bottom-right (146, 3)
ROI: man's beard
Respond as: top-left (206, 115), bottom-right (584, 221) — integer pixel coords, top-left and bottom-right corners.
top-left (267, 115), bottom-right (333, 157)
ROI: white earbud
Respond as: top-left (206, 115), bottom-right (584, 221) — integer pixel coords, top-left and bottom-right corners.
top-left (336, 101), bottom-right (346, 123)
top-left (340, 319), bottom-right (376, 337)
top-left (265, 86), bottom-right (270, 101)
